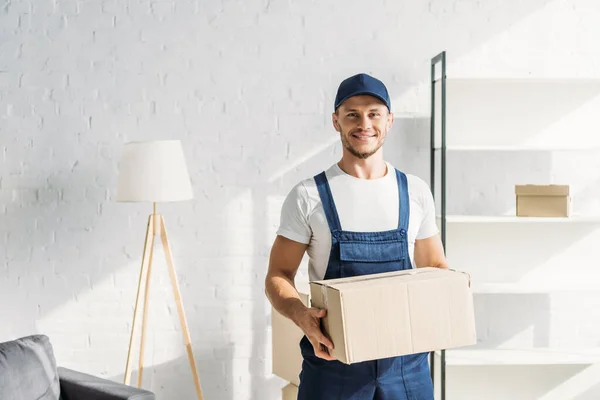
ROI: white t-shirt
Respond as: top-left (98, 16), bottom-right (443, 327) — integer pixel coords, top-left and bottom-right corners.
top-left (276, 162), bottom-right (439, 282)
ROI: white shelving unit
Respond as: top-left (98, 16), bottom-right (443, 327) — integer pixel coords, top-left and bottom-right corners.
top-left (434, 145), bottom-right (600, 151)
top-left (430, 52), bottom-right (600, 400)
top-left (435, 348), bottom-right (600, 366)
top-left (470, 282), bottom-right (600, 294)
top-left (439, 215), bottom-right (600, 223)
top-left (432, 77), bottom-right (600, 150)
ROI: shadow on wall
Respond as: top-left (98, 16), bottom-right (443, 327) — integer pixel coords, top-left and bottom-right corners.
top-left (398, 117), bottom-right (600, 216)
top-left (472, 293), bottom-right (551, 348)
top-left (383, 115), bottom-right (431, 178)
top-left (109, 344), bottom-right (235, 400)
top-left (573, 365), bottom-right (600, 400)
top-left (1, 156), bottom-right (147, 340)
top-left (554, 159), bottom-right (600, 215)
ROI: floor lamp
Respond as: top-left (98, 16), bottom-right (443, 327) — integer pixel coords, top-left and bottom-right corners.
top-left (116, 140), bottom-right (204, 400)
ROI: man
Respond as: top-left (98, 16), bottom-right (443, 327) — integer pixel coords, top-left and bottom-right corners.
top-left (265, 73), bottom-right (448, 400)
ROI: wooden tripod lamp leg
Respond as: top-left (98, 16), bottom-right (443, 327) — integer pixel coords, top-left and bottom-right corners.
top-left (124, 215), bottom-right (155, 385)
top-left (137, 215), bottom-right (156, 388)
top-left (159, 216), bottom-right (205, 400)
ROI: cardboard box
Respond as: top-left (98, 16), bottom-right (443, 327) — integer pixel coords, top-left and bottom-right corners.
top-left (282, 383), bottom-right (298, 400)
top-left (271, 285), bottom-right (309, 386)
top-left (515, 184), bottom-right (571, 217)
top-left (310, 267), bottom-right (476, 364)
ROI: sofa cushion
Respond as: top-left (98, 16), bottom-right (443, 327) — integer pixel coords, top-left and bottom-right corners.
top-left (0, 334), bottom-right (60, 400)
top-left (58, 367), bottom-right (156, 400)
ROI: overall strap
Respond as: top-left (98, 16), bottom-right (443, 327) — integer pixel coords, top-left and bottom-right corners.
top-left (395, 169), bottom-right (410, 232)
top-left (314, 172), bottom-right (342, 233)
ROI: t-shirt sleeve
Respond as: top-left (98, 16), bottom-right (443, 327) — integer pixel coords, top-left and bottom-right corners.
top-left (276, 182), bottom-right (312, 244)
top-left (416, 178), bottom-right (440, 240)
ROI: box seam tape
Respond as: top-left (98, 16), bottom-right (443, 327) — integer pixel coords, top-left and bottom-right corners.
top-left (448, 268), bottom-right (471, 284)
top-left (321, 285), bottom-right (328, 307)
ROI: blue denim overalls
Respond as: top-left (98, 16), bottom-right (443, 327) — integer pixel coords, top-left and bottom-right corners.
top-left (297, 168), bottom-right (434, 400)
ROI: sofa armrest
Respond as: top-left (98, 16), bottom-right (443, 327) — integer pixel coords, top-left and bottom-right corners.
top-left (58, 367), bottom-right (155, 400)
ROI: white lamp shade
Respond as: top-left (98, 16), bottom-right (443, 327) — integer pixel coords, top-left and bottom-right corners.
top-left (116, 140), bottom-right (193, 202)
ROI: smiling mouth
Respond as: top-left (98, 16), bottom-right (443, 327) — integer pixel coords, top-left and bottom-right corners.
top-left (351, 134), bottom-right (375, 140)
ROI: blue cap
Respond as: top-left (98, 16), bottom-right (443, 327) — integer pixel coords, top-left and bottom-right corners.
top-left (334, 73), bottom-right (391, 111)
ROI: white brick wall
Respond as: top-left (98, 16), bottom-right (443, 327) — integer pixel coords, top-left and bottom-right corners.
top-left (1, 0), bottom-right (600, 398)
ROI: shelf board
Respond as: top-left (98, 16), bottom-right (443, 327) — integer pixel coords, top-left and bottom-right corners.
top-left (435, 348), bottom-right (600, 366)
top-left (432, 145), bottom-right (600, 152)
top-left (471, 282), bottom-right (600, 294)
top-left (433, 77), bottom-right (600, 84)
top-left (437, 215), bottom-right (600, 223)
top-left (430, 78), bottom-right (600, 151)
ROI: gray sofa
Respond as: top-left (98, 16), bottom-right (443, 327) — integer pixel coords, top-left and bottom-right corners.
top-left (0, 334), bottom-right (155, 400)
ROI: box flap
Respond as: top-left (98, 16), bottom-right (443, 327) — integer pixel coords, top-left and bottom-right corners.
top-left (309, 284), bottom-right (348, 363)
top-left (515, 184), bottom-right (569, 196)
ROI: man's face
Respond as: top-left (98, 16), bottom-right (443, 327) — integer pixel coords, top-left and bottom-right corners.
top-left (332, 95), bottom-right (394, 160)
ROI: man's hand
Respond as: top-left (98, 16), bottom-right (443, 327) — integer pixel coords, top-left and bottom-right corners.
top-left (265, 235), bottom-right (336, 361)
top-left (294, 306), bottom-right (335, 361)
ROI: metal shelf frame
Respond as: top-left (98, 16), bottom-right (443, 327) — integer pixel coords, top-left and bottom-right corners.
top-left (430, 50), bottom-right (447, 400)
top-left (427, 50), bottom-right (600, 399)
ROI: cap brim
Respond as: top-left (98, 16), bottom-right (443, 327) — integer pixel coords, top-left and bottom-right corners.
top-left (335, 91), bottom-right (390, 111)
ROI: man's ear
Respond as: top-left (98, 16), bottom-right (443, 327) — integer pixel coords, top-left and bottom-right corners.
top-left (332, 112), bottom-right (341, 132)
top-left (387, 111), bottom-right (395, 130)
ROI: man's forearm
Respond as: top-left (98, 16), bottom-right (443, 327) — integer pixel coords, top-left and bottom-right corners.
top-left (414, 234), bottom-right (449, 269)
top-left (265, 273), bottom-right (307, 326)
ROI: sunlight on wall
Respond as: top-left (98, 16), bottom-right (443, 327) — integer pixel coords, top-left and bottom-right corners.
top-left (267, 135), bottom-right (339, 183)
top-left (495, 326), bottom-right (537, 348)
top-left (515, 229), bottom-right (600, 287)
top-left (453, 0), bottom-right (600, 79)
top-left (538, 364), bottom-right (600, 400)
top-left (222, 189), bottom-right (254, 398)
top-left (36, 251), bottom-right (185, 380)
top-left (393, 0), bottom-right (600, 116)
